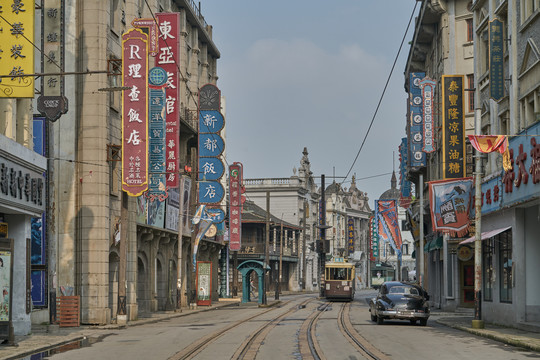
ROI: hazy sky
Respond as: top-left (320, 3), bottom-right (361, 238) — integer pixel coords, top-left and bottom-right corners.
top-left (200, 1), bottom-right (419, 204)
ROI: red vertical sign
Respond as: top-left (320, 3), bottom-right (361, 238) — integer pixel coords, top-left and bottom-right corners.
top-left (122, 29), bottom-right (149, 196)
top-left (156, 13), bottom-right (180, 188)
top-left (229, 163), bottom-right (243, 251)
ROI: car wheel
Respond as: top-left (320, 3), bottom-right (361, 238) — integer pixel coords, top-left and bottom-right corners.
top-left (410, 319), bottom-right (416, 325)
top-left (420, 318), bottom-right (427, 326)
top-left (371, 313), bottom-right (377, 322)
top-left (376, 315), bottom-right (384, 325)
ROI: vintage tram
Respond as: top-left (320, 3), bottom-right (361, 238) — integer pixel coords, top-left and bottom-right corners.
top-left (324, 260), bottom-right (355, 301)
top-left (370, 262), bottom-right (395, 289)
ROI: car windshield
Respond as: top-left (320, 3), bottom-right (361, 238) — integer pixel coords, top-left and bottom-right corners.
top-left (388, 285), bottom-right (419, 295)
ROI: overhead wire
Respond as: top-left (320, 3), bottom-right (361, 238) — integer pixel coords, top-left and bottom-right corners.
top-left (339, 1), bottom-right (419, 188)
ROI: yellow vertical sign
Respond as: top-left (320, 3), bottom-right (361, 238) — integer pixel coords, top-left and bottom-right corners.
top-left (0, 1), bottom-right (35, 97)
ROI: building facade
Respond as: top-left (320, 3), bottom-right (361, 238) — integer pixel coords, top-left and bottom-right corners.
top-left (404, 0), bottom-right (475, 310)
top-left (0, 0), bottom-right (224, 331)
top-left (471, 0), bottom-right (540, 327)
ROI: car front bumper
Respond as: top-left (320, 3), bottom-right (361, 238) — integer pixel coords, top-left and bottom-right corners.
top-left (379, 309), bottom-right (430, 320)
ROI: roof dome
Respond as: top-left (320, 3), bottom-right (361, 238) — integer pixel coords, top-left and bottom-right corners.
top-left (379, 171), bottom-right (400, 200)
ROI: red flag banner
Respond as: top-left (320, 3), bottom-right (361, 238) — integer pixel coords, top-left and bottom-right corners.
top-left (468, 135), bottom-right (508, 154)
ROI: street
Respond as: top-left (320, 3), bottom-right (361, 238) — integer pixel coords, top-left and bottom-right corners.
top-left (16, 290), bottom-right (538, 360)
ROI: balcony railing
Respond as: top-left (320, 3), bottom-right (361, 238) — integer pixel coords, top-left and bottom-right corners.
top-left (239, 243), bottom-right (298, 257)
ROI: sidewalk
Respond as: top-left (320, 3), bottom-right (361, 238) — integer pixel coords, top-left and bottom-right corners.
top-left (433, 311), bottom-right (540, 353)
top-left (0, 298), bottom-right (244, 360)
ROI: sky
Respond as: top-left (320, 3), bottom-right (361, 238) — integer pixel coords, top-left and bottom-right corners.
top-left (199, 1), bottom-right (420, 204)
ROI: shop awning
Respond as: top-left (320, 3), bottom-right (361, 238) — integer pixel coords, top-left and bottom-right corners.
top-left (459, 226), bottom-right (512, 245)
top-left (423, 236), bottom-right (443, 252)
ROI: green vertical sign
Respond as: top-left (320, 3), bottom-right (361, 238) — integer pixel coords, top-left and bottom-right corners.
top-left (490, 18), bottom-right (504, 101)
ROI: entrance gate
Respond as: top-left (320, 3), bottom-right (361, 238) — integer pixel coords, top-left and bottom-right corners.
top-left (237, 260), bottom-right (270, 304)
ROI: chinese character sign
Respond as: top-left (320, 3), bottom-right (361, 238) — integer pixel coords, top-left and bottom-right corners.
top-left (347, 218), bottom-right (355, 257)
top-left (408, 72), bottom-right (426, 167)
top-left (122, 29), bottom-right (149, 196)
top-left (399, 138), bottom-right (412, 206)
top-left (428, 177), bottom-right (473, 237)
top-left (156, 13), bottom-right (180, 188)
top-left (147, 67), bottom-right (167, 201)
top-left (369, 216), bottom-right (379, 261)
top-left (442, 75), bottom-right (465, 179)
top-left (0, 0), bottom-right (34, 97)
top-left (228, 163), bottom-right (243, 251)
top-left (490, 19), bottom-right (504, 101)
top-left (419, 77), bottom-right (436, 153)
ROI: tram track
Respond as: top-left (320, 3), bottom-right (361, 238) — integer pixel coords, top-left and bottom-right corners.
top-left (300, 301), bottom-right (389, 360)
top-left (168, 296), bottom-right (315, 360)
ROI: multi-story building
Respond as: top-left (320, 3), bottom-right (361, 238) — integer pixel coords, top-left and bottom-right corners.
top-left (243, 148), bottom-right (320, 291)
top-left (470, 0), bottom-right (540, 328)
top-left (0, 0), bottom-right (223, 332)
top-left (404, 0), bottom-right (474, 310)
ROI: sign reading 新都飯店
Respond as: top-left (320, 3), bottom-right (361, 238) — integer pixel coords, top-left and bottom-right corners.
top-left (442, 75), bottom-right (465, 179)
top-left (122, 29), bottom-right (149, 197)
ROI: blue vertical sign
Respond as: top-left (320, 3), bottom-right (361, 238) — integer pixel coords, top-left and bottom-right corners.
top-left (409, 72), bottom-right (426, 167)
top-left (198, 84), bottom-right (225, 205)
top-left (147, 67), bottom-right (167, 201)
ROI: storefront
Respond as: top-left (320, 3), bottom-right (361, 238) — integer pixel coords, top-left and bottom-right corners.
top-left (0, 135), bottom-right (46, 336)
top-left (469, 122), bottom-right (540, 326)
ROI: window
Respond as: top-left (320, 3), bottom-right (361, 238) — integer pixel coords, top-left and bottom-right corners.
top-left (520, 90), bottom-right (540, 129)
top-left (483, 238), bottom-right (494, 301)
top-left (478, 28), bottom-right (489, 75)
top-left (467, 74), bottom-right (475, 112)
top-left (499, 230), bottom-right (512, 303)
top-left (521, 0), bottom-right (540, 24)
top-left (403, 244), bottom-right (409, 255)
top-left (466, 18), bottom-right (474, 42)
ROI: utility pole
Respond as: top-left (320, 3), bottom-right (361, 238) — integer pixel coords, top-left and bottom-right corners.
top-left (264, 191), bottom-right (270, 305)
top-left (319, 175), bottom-right (327, 298)
top-left (419, 174), bottom-right (424, 288)
top-left (279, 220), bottom-right (283, 296)
top-left (473, 105), bottom-right (485, 329)
top-left (117, 191), bottom-right (128, 325)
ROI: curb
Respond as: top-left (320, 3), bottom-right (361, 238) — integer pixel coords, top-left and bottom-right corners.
top-left (436, 319), bottom-right (540, 353)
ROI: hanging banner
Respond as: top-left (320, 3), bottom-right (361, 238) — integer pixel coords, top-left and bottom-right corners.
top-left (375, 200), bottom-right (402, 255)
top-left (156, 13), bottom-right (180, 188)
top-left (399, 138), bottom-right (412, 208)
top-left (428, 177), bottom-right (474, 236)
top-left (122, 29), bottom-right (149, 196)
top-left (228, 163), bottom-right (243, 251)
top-left (419, 77), bottom-right (436, 153)
top-left (0, 0), bottom-right (34, 97)
top-left (196, 261), bottom-right (212, 306)
top-left (442, 75), bottom-right (466, 179)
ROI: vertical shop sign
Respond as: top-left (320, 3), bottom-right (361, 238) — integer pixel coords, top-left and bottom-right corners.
top-left (228, 163), bottom-right (243, 251)
top-left (347, 218), bottom-right (355, 257)
top-left (0, 0), bottom-right (34, 97)
top-left (490, 19), bottom-right (504, 101)
top-left (122, 29), bottom-right (149, 196)
top-left (408, 73), bottom-right (426, 167)
top-left (147, 67), bottom-right (167, 201)
top-left (442, 75), bottom-right (466, 179)
top-left (156, 13), bottom-right (180, 188)
top-left (370, 216), bottom-right (379, 261)
top-left (198, 84), bottom-right (225, 204)
top-left (196, 261), bottom-right (212, 306)
top-left (0, 239), bottom-right (14, 344)
top-left (419, 77), bottom-right (436, 153)
top-left (37, 0), bottom-right (68, 120)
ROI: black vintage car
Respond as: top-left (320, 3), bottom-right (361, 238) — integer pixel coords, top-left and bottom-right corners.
top-left (369, 281), bottom-right (430, 326)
